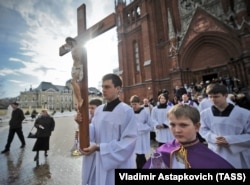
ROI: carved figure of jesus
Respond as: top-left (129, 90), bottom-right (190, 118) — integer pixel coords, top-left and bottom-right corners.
top-left (66, 37), bottom-right (84, 110)
top-left (71, 46), bottom-right (84, 110)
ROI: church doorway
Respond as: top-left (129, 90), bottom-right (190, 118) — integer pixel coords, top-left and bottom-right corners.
top-left (202, 73), bottom-right (218, 83)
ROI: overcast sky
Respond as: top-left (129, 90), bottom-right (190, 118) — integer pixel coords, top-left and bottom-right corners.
top-left (0, 0), bottom-right (119, 98)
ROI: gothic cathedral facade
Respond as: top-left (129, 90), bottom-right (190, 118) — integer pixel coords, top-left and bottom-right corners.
top-left (115, 0), bottom-right (250, 103)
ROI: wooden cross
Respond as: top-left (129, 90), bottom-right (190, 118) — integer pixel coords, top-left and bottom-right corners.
top-left (59, 4), bottom-right (116, 149)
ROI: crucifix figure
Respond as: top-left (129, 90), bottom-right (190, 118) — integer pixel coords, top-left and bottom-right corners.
top-left (59, 4), bottom-right (116, 149)
top-left (65, 37), bottom-right (84, 110)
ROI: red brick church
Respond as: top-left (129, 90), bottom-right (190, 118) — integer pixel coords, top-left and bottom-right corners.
top-left (114, 0), bottom-right (250, 103)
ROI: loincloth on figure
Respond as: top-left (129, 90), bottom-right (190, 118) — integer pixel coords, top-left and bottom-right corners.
top-left (71, 65), bottom-right (84, 82)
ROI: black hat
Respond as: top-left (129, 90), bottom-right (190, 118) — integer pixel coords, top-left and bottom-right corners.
top-left (11, 102), bottom-right (19, 106)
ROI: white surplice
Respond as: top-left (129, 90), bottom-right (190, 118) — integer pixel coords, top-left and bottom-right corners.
top-left (134, 108), bottom-right (152, 155)
top-left (92, 102), bottom-right (137, 185)
top-left (82, 123), bottom-right (96, 185)
top-left (200, 106), bottom-right (250, 168)
top-left (199, 97), bottom-right (235, 112)
top-left (151, 106), bottom-right (174, 143)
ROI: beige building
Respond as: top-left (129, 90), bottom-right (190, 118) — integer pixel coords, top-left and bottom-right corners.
top-left (17, 81), bottom-right (74, 112)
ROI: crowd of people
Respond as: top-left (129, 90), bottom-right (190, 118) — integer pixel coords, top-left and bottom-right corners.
top-left (73, 73), bottom-right (250, 185)
top-left (1, 73), bottom-right (250, 185)
top-left (170, 78), bottom-right (250, 111)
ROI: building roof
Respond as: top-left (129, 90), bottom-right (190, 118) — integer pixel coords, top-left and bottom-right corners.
top-left (21, 81), bottom-right (100, 95)
top-left (35, 82), bottom-right (59, 92)
top-left (55, 85), bottom-right (70, 92)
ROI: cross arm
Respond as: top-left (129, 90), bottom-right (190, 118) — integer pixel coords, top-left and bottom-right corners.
top-left (59, 13), bottom-right (116, 56)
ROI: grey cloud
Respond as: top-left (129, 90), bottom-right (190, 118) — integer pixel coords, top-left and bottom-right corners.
top-left (34, 66), bottom-right (56, 75)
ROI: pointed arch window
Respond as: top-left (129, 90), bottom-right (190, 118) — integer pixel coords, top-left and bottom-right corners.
top-left (133, 41), bottom-right (140, 72)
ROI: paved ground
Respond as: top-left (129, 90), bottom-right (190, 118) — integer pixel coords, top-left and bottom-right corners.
top-left (0, 112), bottom-right (158, 185)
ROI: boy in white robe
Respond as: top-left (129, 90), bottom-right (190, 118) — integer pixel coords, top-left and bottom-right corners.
top-left (200, 83), bottom-right (250, 168)
top-left (142, 98), bottom-right (153, 115)
top-left (151, 93), bottom-right (174, 146)
top-left (130, 95), bottom-right (152, 169)
top-left (76, 74), bottom-right (137, 185)
top-left (142, 98), bottom-right (155, 141)
top-left (199, 95), bottom-right (235, 112)
top-left (81, 98), bottom-right (102, 185)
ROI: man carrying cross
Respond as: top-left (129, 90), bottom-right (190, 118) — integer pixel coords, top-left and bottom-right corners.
top-left (59, 4), bottom-right (138, 185)
top-left (59, 4), bottom-right (116, 149)
top-left (76, 73), bottom-right (138, 185)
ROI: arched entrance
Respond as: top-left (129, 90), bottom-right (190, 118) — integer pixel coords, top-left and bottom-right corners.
top-left (192, 65), bottom-right (228, 84)
top-left (180, 32), bottom-right (241, 85)
top-left (202, 73), bottom-right (217, 83)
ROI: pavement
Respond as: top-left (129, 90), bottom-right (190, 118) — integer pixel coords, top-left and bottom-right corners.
top-left (0, 112), bottom-right (158, 185)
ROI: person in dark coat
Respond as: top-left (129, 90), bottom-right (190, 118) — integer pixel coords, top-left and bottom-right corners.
top-left (1, 102), bottom-right (26, 154)
top-left (33, 109), bottom-right (55, 166)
